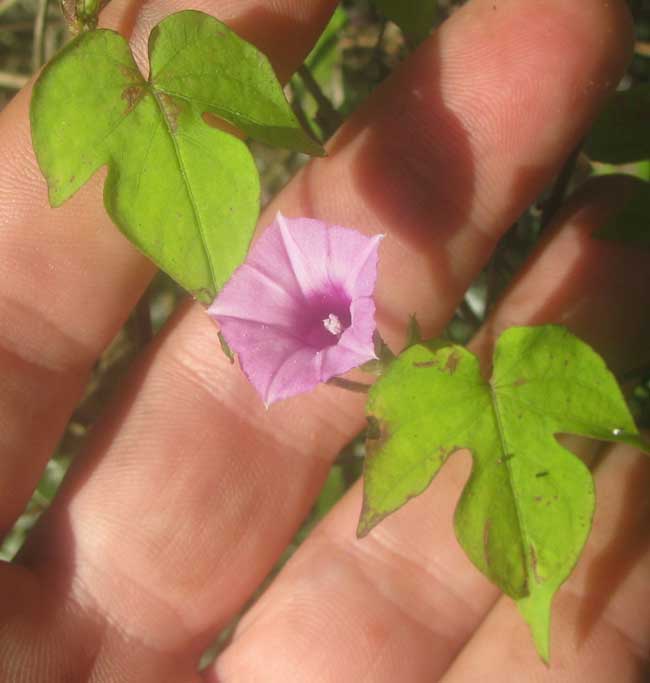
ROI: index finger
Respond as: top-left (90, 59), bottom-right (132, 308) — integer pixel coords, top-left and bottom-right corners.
top-left (0, 0), bottom-right (338, 536)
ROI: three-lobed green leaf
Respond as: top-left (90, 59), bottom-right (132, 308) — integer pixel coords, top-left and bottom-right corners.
top-left (30, 11), bottom-right (324, 303)
top-left (359, 325), bottom-right (647, 661)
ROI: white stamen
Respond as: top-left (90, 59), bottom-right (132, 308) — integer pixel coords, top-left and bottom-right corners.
top-left (323, 313), bottom-right (343, 336)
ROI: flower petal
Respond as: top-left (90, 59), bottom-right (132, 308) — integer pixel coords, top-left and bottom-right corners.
top-left (275, 212), bottom-right (331, 297)
top-left (209, 262), bottom-right (299, 330)
top-left (263, 346), bottom-right (323, 406)
top-left (327, 229), bottom-right (383, 298)
top-left (217, 317), bottom-right (311, 405)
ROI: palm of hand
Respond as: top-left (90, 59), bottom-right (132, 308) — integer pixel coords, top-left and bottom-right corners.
top-left (0, 0), bottom-right (648, 681)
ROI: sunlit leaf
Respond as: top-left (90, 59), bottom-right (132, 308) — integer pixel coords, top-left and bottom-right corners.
top-left (359, 325), bottom-right (648, 661)
top-left (31, 11), bottom-right (323, 302)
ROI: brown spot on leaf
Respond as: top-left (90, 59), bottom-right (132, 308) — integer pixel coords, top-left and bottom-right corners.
top-left (203, 111), bottom-right (244, 138)
top-left (365, 416), bottom-right (390, 460)
top-left (530, 545), bottom-right (542, 584)
top-left (513, 377), bottom-right (527, 387)
top-left (122, 85), bottom-right (144, 115)
top-left (413, 360), bottom-right (436, 368)
top-left (444, 350), bottom-right (461, 373)
top-left (157, 92), bottom-right (184, 133)
top-left (119, 65), bottom-right (141, 81)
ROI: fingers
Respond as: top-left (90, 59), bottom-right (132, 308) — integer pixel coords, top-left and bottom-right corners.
top-left (264, 0), bottom-right (633, 346)
top-left (18, 0), bottom-right (636, 677)
top-left (0, 0), bottom-right (337, 535)
top-left (210, 175), bottom-right (650, 682)
top-left (440, 444), bottom-right (650, 682)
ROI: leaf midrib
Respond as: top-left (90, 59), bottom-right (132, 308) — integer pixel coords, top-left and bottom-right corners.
top-left (147, 84), bottom-right (218, 292)
top-left (488, 380), bottom-right (530, 593)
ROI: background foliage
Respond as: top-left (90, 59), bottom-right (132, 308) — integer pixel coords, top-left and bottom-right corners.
top-left (1, 0), bottom-right (649, 664)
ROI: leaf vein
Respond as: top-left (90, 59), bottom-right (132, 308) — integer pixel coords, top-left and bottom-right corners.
top-left (151, 90), bottom-right (217, 291)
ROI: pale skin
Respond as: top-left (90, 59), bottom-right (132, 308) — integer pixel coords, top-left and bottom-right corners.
top-left (0, 0), bottom-right (648, 680)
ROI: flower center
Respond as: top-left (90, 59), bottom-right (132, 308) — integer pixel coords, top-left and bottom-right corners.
top-left (299, 290), bottom-right (352, 350)
top-left (322, 313), bottom-right (343, 337)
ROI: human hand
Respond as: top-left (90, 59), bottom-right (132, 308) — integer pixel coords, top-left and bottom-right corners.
top-left (1, 0), bottom-right (648, 681)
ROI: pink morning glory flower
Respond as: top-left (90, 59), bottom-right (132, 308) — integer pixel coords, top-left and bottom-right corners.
top-left (208, 212), bottom-right (382, 406)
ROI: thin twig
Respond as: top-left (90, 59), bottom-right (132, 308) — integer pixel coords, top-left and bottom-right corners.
top-left (327, 377), bottom-right (371, 394)
top-left (0, 70), bottom-right (28, 89)
top-left (33, 0), bottom-right (50, 71)
top-left (297, 64), bottom-right (343, 140)
top-left (540, 140), bottom-right (583, 230)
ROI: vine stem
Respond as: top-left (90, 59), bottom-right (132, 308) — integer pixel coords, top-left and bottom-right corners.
top-left (289, 84), bottom-right (316, 139)
top-left (327, 377), bottom-right (371, 394)
top-left (297, 64), bottom-right (343, 140)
